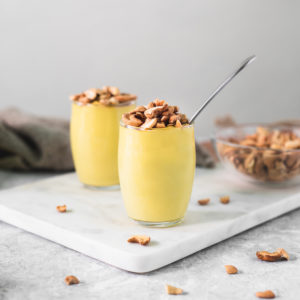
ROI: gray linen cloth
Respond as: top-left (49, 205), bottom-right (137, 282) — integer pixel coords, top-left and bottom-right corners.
top-left (0, 108), bottom-right (73, 171)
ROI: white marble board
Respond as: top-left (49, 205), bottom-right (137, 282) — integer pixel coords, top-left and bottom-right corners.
top-left (0, 167), bottom-right (299, 273)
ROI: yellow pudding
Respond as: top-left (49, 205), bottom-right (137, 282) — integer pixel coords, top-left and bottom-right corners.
top-left (71, 102), bottom-right (135, 186)
top-left (119, 125), bottom-right (195, 224)
top-left (119, 109), bottom-right (195, 226)
top-left (70, 86), bottom-right (136, 187)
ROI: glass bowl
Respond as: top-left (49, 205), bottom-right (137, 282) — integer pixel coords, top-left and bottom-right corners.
top-left (214, 124), bottom-right (300, 184)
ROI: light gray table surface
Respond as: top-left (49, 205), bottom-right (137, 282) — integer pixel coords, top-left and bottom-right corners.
top-left (0, 170), bottom-right (299, 300)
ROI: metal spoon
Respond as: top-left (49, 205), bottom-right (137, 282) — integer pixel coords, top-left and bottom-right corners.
top-left (189, 55), bottom-right (256, 124)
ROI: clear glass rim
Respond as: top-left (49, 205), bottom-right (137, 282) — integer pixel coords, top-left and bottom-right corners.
top-left (215, 122), bottom-right (300, 153)
top-left (72, 99), bottom-right (136, 108)
top-left (120, 120), bottom-right (193, 131)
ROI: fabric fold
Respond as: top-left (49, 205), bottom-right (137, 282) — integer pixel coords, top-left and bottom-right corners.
top-left (0, 108), bottom-right (73, 171)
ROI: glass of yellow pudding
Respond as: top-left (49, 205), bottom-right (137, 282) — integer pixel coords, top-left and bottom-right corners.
top-left (70, 86), bottom-right (136, 188)
top-left (118, 99), bottom-right (195, 227)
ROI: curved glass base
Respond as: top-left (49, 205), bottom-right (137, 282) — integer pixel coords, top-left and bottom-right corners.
top-left (132, 217), bottom-right (184, 228)
top-left (83, 184), bottom-right (120, 191)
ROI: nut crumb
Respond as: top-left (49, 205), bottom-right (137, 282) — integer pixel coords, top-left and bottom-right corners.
top-left (108, 86), bottom-right (120, 96)
top-left (69, 94), bottom-right (81, 101)
top-left (175, 120), bottom-right (182, 128)
top-left (65, 275), bottom-right (79, 285)
top-left (224, 265), bottom-right (238, 274)
top-left (220, 196), bottom-right (230, 204)
top-left (56, 205), bottom-right (67, 213)
top-left (115, 94), bottom-right (137, 103)
top-left (256, 248), bottom-right (289, 262)
top-left (198, 198), bottom-right (210, 205)
top-left (156, 122), bottom-right (166, 128)
top-left (141, 118), bottom-right (158, 129)
top-left (166, 284), bottom-right (183, 295)
top-left (128, 235), bottom-right (150, 246)
top-left (133, 106), bottom-right (147, 113)
top-left (84, 88), bottom-right (97, 100)
top-left (255, 290), bottom-right (275, 299)
top-left (277, 248), bottom-right (289, 260)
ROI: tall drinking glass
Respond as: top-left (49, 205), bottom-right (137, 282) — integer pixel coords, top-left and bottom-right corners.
top-left (71, 101), bottom-right (136, 188)
top-left (118, 124), bottom-right (195, 226)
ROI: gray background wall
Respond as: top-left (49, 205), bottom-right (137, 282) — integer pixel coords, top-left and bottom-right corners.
top-left (0, 0), bottom-right (299, 136)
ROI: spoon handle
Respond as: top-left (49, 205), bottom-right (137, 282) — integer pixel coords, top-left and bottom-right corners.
top-left (189, 55), bottom-right (256, 124)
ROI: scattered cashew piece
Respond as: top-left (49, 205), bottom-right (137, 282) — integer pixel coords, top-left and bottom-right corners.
top-left (255, 290), bottom-right (275, 299)
top-left (198, 198), bottom-right (210, 206)
top-left (56, 205), bottom-right (67, 213)
top-left (166, 285), bottom-right (183, 295)
top-left (65, 275), bottom-right (80, 285)
top-left (224, 265), bottom-right (238, 274)
top-left (220, 196), bottom-right (230, 204)
top-left (128, 235), bottom-right (150, 246)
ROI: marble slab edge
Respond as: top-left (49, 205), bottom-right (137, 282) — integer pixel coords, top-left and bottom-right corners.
top-left (0, 193), bottom-right (299, 273)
